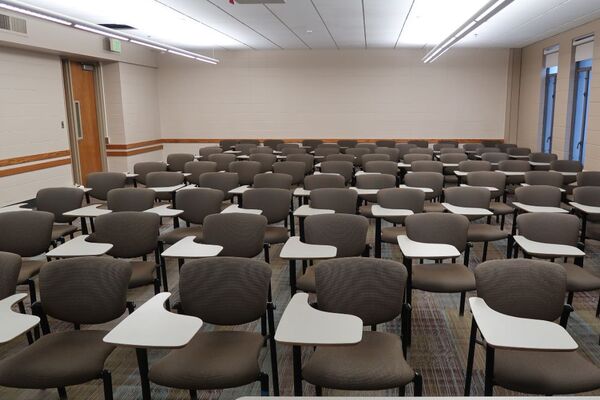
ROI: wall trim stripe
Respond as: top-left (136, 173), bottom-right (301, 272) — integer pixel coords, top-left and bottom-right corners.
top-left (107, 145), bottom-right (164, 157)
top-left (162, 137), bottom-right (503, 144)
top-left (0, 158), bottom-right (71, 178)
top-left (0, 150), bottom-right (71, 168)
top-left (106, 139), bottom-right (162, 150)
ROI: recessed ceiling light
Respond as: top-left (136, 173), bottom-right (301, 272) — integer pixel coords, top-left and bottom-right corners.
top-left (306, 29), bottom-right (313, 33)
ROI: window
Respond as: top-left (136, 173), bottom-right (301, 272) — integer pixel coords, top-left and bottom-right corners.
top-left (541, 47), bottom-right (559, 153)
top-left (569, 37), bottom-right (594, 162)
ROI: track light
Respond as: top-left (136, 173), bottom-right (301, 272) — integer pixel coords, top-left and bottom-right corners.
top-left (423, 0), bottom-right (514, 63)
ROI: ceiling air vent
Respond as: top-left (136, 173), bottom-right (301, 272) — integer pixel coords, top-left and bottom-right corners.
top-left (0, 14), bottom-right (27, 34)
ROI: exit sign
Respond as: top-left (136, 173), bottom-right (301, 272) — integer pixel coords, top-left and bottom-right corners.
top-left (108, 38), bottom-right (122, 53)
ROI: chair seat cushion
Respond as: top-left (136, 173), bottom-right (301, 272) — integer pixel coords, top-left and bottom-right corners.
top-left (467, 224), bottom-right (508, 242)
top-left (302, 331), bottom-right (414, 390)
top-left (51, 224), bottom-right (78, 241)
top-left (423, 203), bottom-right (445, 213)
top-left (412, 263), bottom-right (475, 293)
top-left (562, 263), bottom-right (600, 292)
top-left (489, 202), bottom-right (513, 215)
top-left (358, 204), bottom-right (374, 218)
top-left (494, 348), bottom-right (600, 395)
top-left (159, 226), bottom-right (203, 245)
top-left (381, 226), bottom-right (406, 244)
top-left (264, 226), bottom-right (288, 244)
top-left (296, 266), bottom-right (315, 293)
top-left (0, 330), bottom-right (115, 389)
top-left (149, 331), bottom-right (264, 390)
top-left (17, 260), bottom-right (44, 284)
top-left (129, 261), bottom-right (157, 288)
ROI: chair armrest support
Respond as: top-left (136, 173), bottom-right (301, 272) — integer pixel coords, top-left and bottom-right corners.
top-left (31, 302), bottom-right (50, 335)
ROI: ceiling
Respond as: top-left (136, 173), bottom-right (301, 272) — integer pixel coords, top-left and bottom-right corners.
top-left (19, 0), bottom-right (600, 51)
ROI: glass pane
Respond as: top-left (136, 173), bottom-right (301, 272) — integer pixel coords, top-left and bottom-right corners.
top-left (570, 65), bottom-right (591, 162)
top-left (542, 73), bottom-right (556, 153)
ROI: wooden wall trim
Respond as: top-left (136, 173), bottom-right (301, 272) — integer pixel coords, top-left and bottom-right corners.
top-left (0, 150), bottom-right (71, 168)
top-left (162, 138), bottom-right (503, 144)
top-left (106, 139), bottom-right (162, 150)
top-left (107, 145), bottom-right (164, 157)
top-left (0, 158), bottom-right (71, 178)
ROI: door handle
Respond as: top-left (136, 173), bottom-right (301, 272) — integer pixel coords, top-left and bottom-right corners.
top-left (576, 141), bottom-right (583, 149)
top-left (74, 101), bottom-right (83, 140)
top-left (546, 136), bottom-right (552, 143)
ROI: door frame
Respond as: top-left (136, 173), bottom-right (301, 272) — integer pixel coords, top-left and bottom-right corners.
top-left (62, 59), bottom-right (108, 184)
top-left (568, 63), bottom-right (591, 161)
top-left (541, 70), bottom-right (557, 153)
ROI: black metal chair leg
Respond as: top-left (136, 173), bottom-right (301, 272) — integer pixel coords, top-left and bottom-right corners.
top-left (58, 387), bottom-right (67, 399)
top-left (267, 304), bottom-right (280, 395)
top-left (102, 370), bottom-right (113, 400)
top-left (315, 385), bottom-right (323, 396)
top-left (482, 241), bottom-right (489, 262)
top-left (464, 316), bottom-right (477, 396)
top-left (413, 372), bottom-right (423, 396)
top-left (259, 372), bottom-right (270, 396)
top-left (189, 390), bottom-right (198, 400)
top-left (17, 301), bottom-right (34, 345)
top-left (459, 291), bottom-right (466, 316)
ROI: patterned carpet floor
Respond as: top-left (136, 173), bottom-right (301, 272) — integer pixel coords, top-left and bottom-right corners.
top-left (1, 199), bottom-right (600, 399)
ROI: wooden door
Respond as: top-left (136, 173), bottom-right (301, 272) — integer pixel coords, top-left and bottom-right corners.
top-left (69, 61), bottom-right (102, 184)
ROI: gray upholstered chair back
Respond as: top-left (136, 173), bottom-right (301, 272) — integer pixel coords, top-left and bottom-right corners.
top-left (364, 160), bottom-right (397, 175)
top-left (444, 186), bottom-right (490, 209)
top-left (0, 211), bottom-right (53, 257)
top-left (303, 139), bottom-right (323, 151)
top-left (273, 161), bottom-right (305, 185)
top-left (87, 172), bottom-right (127, 200)
top-left (207, 153), bottom-right (236, 172)
top-left (337, 140), bottom-right (358, 148)
top-left (475, 259), bottom-right (566, 321)
top-left (133, 162), bottom-right (167, 186)
top-left (179, 257), bottom-right (271, 325)
top-left (440, 148), bottom-right (465, 155)
top-left (476, 147), bottom-right (500, 156)
top-left (497, 143), bottom-right (517, 153)
top-left (184, 161), bottom-right (218, 185)
top-left (314, 147), bottom-right (340, 157)
top-left (499, 160), bottom-right (531, 172)
top-left (167, 153), bottom-right (195, 172)
top-left (481, 140), bottom-right (502, 147)
top-left (403, 153), bottom-right (430, 164)
top-left (404, 172), bottom-right (443, 199)
top-left (433, 143), bottom-right (454, 151)
top-left (146, 171), bottom-right (185, 201)
top-left (345, 148), bottom-right (370, 166)
top-left (310, 188), bottom-right (358, 214)
top-left (36, 187), bottom-right (83, 223)
top-left (250, 146), bottom-right (273, 154)
top-left (408, 140), bottom-right (428, 148)
top-left (395, 143), bottom-right (417, 159)
top-left (198, 146), bottom-right (222, 158)
top-left (529, 152), bottom-right (557, 163)
top-left (577, 171), bottom-right (600, 187)
top-left (507, 147), bottom-right (531, 157)
top-left (263, 139), bottom-right (284, 149)
top-left (253, 172), bottom-right (293, 189)
top-left (92, 212), bottom-right (160, 258)
top-left (466, 171), bottom-right (506, 195)
top-left (378, 188), bottom-right (425, 213)
top-left (362, 154), bottom-right (390, 168)
top-left (198, 172), bottom-right (239, 200)
top-left (175, 188), bottom-right (224, 224)
top-left (356, 143), bottom-right (377, 152)
top-left (481, 152), bottom-right (509, 165)
top-left (440, 153), bottom-right (468, 163)
top-left (315, 257), bottom-right (407, 326)
top-left (325, 153), bottom-right (355, 163)
top-left (320, 161), bottom-right (353, 184)
top-left (0, 252), bottom-right (20, 299)
top-left (107, 188), bottom-right (155, 212)
top-left (303, 174), bottom-right (345, 189)
top-left (515, 185), bottom-right (561, 207)
top-left (524, 171), bottom-right (563, 188)
top-left (229, 161), bottom-right (262, 185)
top-left (356, 174), bottom-right (396, 203)
top-left (458, 160), bottom-right (492, 172)
top-left (39, 257), bottom-right (131, 324)
top-left (202, 213), bottom-right (267, 257)
top-left (374, 147), bottom-right (400, 162)
top-left (219, 140), bottom-right (238, 151)
top-left (517, 213), bottom-right (579, 247)
top-left (462, 143), bottom-right (483, 152)
top-left (318, 143), bottom-right (340, 150)
top-left (236, 143), bottom-right (257, 155)
top-left (282, 147), bottom-right (306, 156)
top-left (238, 139), bottom-right (260, 145)
top-left (405, 213), bottom-right (469, 253)
top-left (550, 160), bottom-right (583, 172)
top-left (375, 140), bottom-right (396, 148)
top-left (287, 153), bottom-right (314, 174)
top-left (243, 188), bottom-right (291, 224)
top-left (304, 214), bottom-right (368, 257)
top-left (249, 153), bottom-right (277, 172)
top-left (574, 186), bottom-right (600, 223)
top-left (408, 147), bottom-right (434, 157)
top-left (411, 160), bottom-right (443, 174)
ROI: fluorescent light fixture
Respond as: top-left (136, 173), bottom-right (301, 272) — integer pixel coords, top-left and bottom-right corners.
top-left (0, 2), bottom-right (70, 25)
top-left (130, 39), bottom-right (166, 52)
top-left (0, 0), bottom-right (219, 64)
top-left (74, 24), bottom-right (129, 40)
top-left (423, 0), bottom-right (514, 63)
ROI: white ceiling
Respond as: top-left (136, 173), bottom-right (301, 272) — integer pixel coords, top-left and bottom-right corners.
top-left (19, 0), bottom-right (600, 51)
